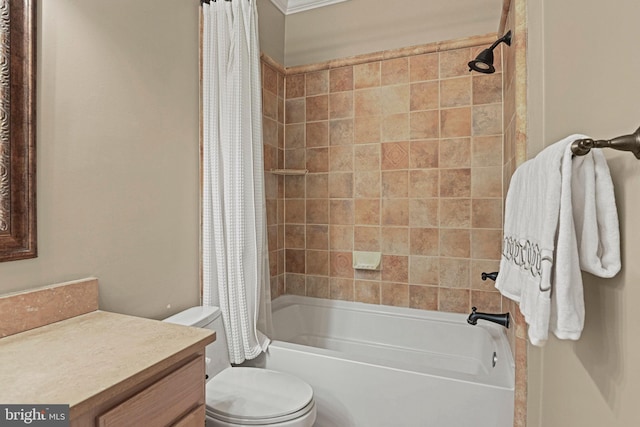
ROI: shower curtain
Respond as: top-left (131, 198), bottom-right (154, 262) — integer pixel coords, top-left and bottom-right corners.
top-left (201, 0), bottom-right (271, 363)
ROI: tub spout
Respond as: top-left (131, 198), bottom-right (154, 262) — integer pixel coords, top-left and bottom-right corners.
top-left (467, 307), bottom-right (510, 328)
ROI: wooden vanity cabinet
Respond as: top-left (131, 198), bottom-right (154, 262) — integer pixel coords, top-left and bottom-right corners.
top-left (73, 354), bottom-right (207, 427)
top-left (0, 280), bottom-right (214, 427)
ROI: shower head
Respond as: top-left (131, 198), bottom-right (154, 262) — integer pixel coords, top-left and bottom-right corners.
top-left (468, 30), bottom-right (512, 74)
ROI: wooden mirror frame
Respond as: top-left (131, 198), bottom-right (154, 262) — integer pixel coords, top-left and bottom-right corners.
top-left (0, 0), bottom-right (36, 262)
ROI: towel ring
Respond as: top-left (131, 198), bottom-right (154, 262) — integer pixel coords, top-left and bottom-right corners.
top-left (571, 126), bottom-right (640, 158)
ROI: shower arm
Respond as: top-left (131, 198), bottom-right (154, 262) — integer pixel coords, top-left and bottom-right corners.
top-left (488, 38), bottom-right (503, 51)
top-left (571, 126), bottom-right (640, 159)
top-left (489, 31), bottom-right (512, 51)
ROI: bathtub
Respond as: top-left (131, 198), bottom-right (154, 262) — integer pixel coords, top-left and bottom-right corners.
top-left (248, 295), bottom-right (514, 427)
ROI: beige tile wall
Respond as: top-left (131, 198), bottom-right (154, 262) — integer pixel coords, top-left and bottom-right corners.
top-left (274, 45), bottom-right (505, 314)
top-left (262, 60), bottom-right (286, 299)
top-left (500, 0), bottom-right (528, 425)
top-left (501, 42), bottom-right (525, 426)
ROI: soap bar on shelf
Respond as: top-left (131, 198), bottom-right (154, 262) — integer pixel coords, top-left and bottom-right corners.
top-left (352, 251), bottom-right (381, 270)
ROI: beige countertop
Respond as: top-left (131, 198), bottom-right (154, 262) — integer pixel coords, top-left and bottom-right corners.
top-left (0, 310), bottom-right (215, 418)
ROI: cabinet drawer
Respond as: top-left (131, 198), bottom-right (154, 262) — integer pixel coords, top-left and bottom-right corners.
top-left (97, 356), bottom-right (204, 427)
top-left (172, 404), bottom-right (206, 427)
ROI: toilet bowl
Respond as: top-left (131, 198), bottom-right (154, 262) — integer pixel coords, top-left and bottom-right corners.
top-left (164, 306), bottom-right (316, 427)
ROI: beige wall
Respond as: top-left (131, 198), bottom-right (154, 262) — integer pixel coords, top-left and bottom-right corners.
top-left (528, 0), bottom-right (640, 425)
top-left (257, 0), bottom-right (285, 64)
top-left (284, 0), bottom-right (502, 67)
top-left (0, 0), bottom-right (201, 319)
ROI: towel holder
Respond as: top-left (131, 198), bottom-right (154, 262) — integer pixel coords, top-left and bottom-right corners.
top-left (571, 126), bottom-right (640, 158)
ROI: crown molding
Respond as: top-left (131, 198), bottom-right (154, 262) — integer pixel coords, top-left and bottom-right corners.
top-left (269, 0), bottom-right (350, 15)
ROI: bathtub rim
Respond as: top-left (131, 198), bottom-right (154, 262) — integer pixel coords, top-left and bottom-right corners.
top-left (269, 295), bottom-right (515, 390)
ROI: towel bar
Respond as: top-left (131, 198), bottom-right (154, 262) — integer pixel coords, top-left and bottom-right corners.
top-left (571, 126), bottom-right (640, 159)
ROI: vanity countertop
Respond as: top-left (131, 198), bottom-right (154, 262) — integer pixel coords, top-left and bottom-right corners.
top-left (0, 310), bottom-right (215, 418)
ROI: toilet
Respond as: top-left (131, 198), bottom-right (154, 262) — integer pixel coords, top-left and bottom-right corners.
top-left (164, 306), bottom-right (316, 427)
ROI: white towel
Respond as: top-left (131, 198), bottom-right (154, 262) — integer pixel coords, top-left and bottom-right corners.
top-left (496, 135), bottom-right (620, 346)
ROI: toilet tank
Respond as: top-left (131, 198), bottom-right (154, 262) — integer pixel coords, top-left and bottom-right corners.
top-left (164, 306), bottom-right (231, 378)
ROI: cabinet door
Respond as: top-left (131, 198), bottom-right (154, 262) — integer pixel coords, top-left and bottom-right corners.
top-left (97, 356), bottom-right (204, 427)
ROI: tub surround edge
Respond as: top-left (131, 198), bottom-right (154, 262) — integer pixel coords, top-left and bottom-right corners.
top-left (262, 32), bottom-right (499, 76)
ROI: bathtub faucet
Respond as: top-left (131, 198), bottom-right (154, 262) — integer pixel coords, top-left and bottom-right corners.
top-left (467, 307), bottom-right (510, 329)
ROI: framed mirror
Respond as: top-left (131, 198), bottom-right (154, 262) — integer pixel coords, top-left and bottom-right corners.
top-left (0, 0), bottom-right (36, 262)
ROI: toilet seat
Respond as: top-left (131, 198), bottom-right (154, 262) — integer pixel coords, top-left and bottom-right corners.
top-left (206, 367), bottom-right (315, 426)
top-left (206, 400), bottom-right (316, 426)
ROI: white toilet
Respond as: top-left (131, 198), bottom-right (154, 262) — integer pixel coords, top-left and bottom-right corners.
top-left (164, 306), bottom-right (316, 427)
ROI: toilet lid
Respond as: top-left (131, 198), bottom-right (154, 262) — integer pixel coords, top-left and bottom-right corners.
top-left (206, 367), bottom-right (314, 423)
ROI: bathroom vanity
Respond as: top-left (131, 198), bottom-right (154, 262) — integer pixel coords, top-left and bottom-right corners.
top-left (0, 278), bottom-right (215, 426)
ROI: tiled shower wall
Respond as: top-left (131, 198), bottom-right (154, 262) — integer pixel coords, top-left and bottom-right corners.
top-left (500, 0), bottom-right (529, 425)
top-left (264, 41), bottom-right (505, 314)
top-left (261, 60), bottom-right (286, 299)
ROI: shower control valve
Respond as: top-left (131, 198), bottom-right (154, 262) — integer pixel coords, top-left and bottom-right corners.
top-left (481, 271), bottom-right (499, 281)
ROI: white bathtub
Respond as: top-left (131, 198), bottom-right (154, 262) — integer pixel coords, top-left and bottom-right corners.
top-left (248, 295), bottom-right (514, 427)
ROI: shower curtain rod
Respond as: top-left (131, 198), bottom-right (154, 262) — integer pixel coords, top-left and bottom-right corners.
top-left (201, 0), bottom-right (234, 4)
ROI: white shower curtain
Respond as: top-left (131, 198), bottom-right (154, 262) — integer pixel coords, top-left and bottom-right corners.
top-left (202, 0), bottom-right (272, 363)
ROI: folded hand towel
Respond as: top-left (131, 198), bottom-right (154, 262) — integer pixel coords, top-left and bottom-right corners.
top-left (496, 135), bottom-right (620, 346)
top-left (549, 144), bottom-right (621, 340)
top-left (571, 149), bottom-right (621, 277)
